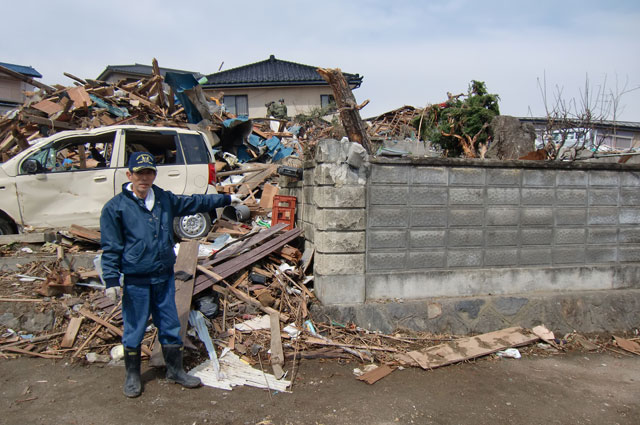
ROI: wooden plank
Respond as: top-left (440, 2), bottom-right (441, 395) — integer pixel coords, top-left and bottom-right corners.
top-left (202, 223), bottom-right (287, 267)
top-left (0, 332), bottom-right (65, 348)
top-left (151, 240), bottom-right (199, 366)
top-left (66, 86), bottom-right (93, 109)
top-left (69, 224), bottom-right (101, 243)
top-left (356, 364), bottom-right (394, 384)
top-left (0, 298), bottom-right (43, 302)
top-left (0, 64), bottom-right (56, 93)
top-left (193, 227), bottom-right (302, 295)
top-left (237, 165), bottom-right (278, 196)
top-left (206, 279), bottom-right (289, 323)
top-left (18, 113), bottom-right (76, 130)
top-left (407, 327), bottom-right (539, 370)
top-left (0, 132), bottom-right (16, 153)
top-left (32, 99), bottom-right (64, 116)
top-left (0, 346), bottom-right (62, 359)
top-left (151, 58), bottom-right (167, 110)
top-left (305, 336), bottom-right (399, 352)
top-left (216, 164), bottom-right (270, 177)
top-left (60, 317), bottom-right (83, 348)
top-left (63, 72), bottom-right (87, 85)
top-left (614, 336), bottom-right (640, 355)
top-left (269, 312), bottom-right (285, 379)
top-left (259, 183), bottom-right (279, 209)
top-left (212, 227), bottom-right (302, 277)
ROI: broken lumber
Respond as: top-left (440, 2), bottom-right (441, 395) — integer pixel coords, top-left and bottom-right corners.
top-left (0, 64), bottom-right (56, 93)
top-left (317, 67), bottom-right (372, 154)
top-left (269, 312), bottom-right (285, 379)
top-left (69, 224), bottom-right (101, 243)
top-left (193, 227), bottom-right (302, 295)
top-left (78, 308), bottom-right (152, 357)
top-left (356, 364), bottom-right (394, 385)
top-left (0, 346), bottom-right (63, 359)
top-left (60, 317), bottom-right (83, 348)
top-left (407, 326), bottom-right (539, 370)
top-left (151, 240), bottom-right (199, 367)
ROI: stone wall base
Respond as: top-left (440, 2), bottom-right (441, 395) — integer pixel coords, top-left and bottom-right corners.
top-left (311, 288), bottom-right (640, 335)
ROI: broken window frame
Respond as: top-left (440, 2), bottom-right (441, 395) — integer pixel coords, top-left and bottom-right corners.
top-left (122, 130), bottom-right (184, 167)
top-left (19, 132), bottom-right (116, 175)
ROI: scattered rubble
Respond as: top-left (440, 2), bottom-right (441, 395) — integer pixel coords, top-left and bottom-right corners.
top-left (1, 238), bottom-right (638, 391)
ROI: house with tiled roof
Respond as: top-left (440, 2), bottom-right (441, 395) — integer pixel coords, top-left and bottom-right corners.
top-left (201, 55), bottom-right (363, 118)
top-left (96, 63), bottom-right (203, 85)
top-left (0, 62), bottom-right (43, 115)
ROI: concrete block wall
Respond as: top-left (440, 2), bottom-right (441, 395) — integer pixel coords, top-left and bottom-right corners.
top-left (367, 157), bottom-right (640, 301)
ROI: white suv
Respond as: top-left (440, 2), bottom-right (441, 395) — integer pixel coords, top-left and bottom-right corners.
top-left (0, 125), bottom-right (219, 239)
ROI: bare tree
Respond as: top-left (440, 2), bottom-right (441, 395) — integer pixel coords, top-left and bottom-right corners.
top-left (536, 72), bottom-right (639, 161)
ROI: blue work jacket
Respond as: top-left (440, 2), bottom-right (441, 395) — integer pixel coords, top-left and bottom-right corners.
top-left (100, 183), bottom-right (230, 288)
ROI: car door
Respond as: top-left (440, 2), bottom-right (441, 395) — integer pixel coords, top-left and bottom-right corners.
top-left (113, 129), bottom-right (187, 195)
top-left (15, 131), bottom-right (117, 229)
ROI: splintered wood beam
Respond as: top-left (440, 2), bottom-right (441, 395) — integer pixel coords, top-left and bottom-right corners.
top-left (151, 240), bottom-right (199, 366)
top-left (63, 72), bottom-right (87, 85)
top-left (78, 308), bottom-right (152, 356)
top-left (316, 67), bottom-right (372, 154)
top-left (151, 58), bottom-right (168, 111)
top-left (60, 317), bottom-right (83, 348)
top-left (0, 64), bottom-right (56, 93)
top-left (192, 227), bottom-right (302, 295)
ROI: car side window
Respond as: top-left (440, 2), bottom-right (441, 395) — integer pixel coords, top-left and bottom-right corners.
top-left (124, 131), bottom-right (184, 167)
top-left (20, 132), bottom-right (115, 175)
top-left (179, 133), bottom-right (210, 164)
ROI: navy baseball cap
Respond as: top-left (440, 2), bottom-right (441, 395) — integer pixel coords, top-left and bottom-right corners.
top-left (128, 152), bottom-right (157, 172)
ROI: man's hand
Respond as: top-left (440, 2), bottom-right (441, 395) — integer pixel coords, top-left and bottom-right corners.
top-left (230, 195), bottom-right (242, 205)
top-left (105, 286), bottom-right (121, 303)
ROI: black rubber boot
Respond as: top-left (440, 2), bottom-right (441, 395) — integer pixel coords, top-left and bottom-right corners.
top-left (162, 344), bottom-right (201, 388)
top-left (123, 347), bottom-right (142, 398)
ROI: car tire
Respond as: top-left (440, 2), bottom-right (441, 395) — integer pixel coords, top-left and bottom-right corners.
top-left (173, 212), bottom-right (212, 239)
top-left (0, 217), bottom-right (16, 235)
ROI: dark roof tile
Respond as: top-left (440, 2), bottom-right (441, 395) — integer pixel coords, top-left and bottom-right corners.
top-left (203, 55), bottom-right (362, 88)
top-left (0, 62), bottom-right (42, 78)
top-left (96, 63), bottom-right (202, 81)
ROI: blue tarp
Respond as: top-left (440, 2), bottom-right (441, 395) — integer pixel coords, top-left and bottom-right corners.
top-left (222, 116), bottom-right (250, 127)
top-left (89, 94), bottom-right (129, 117)
top-left (164, 72), bottom-right (202, 123)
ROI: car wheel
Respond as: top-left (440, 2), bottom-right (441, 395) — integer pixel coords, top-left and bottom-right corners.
top-left (173, 212), bottom-right (212, 239)
top-left (0, 217), bottom-right (16, 235)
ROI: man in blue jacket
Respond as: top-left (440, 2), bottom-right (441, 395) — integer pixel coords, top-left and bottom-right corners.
top-left (100, 152), bottom-right (238, 398)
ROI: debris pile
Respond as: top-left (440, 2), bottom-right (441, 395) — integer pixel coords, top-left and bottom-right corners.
top-left (2, 230), bottom-right (639, 389)
top-left (366, 105), bottom-right (420, 140)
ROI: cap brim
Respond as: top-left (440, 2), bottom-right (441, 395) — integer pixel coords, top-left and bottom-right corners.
top-left (131, 166), bottom-right (157, 172)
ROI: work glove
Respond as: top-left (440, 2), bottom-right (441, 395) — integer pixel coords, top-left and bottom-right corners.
top-left (230, 194), bottom-right (242, 205)
top-left (105, 286), bottom-right (121, 303)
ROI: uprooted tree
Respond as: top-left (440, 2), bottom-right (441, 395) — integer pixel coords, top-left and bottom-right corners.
top-left (413, 80), bottom-right (500, 158)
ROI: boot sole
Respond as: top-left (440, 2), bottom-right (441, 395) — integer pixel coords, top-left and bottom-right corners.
top-left (124, 389), bottom-right (142, 398)
top-left (166, 378), bottom-right (201, 388)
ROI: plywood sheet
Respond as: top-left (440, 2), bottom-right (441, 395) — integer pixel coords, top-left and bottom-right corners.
top-left (407, 327), bottom-right (539, 370)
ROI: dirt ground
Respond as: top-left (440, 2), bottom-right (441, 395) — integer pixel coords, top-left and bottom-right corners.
top-left (1, 350), bottom-right (638, 425)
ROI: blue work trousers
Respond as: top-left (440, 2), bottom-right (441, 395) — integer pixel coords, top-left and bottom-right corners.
top-left (121, 276), bottom-right (182, 349)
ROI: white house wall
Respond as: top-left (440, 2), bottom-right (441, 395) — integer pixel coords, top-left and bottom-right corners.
top-left (205, 86), bottom-right (335, 119)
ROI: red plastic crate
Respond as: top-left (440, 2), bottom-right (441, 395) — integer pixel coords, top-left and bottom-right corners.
top-left (272, 195), bottom-right (297, 230)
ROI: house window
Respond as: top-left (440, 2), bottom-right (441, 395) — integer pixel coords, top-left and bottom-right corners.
top-left (223, 95), bottom-right (249, 117)
top-left (321, 94), bottom-right (336, 111)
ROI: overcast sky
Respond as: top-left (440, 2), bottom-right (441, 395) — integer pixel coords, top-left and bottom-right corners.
top-left (3, 1), bottom-right (639, 121)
